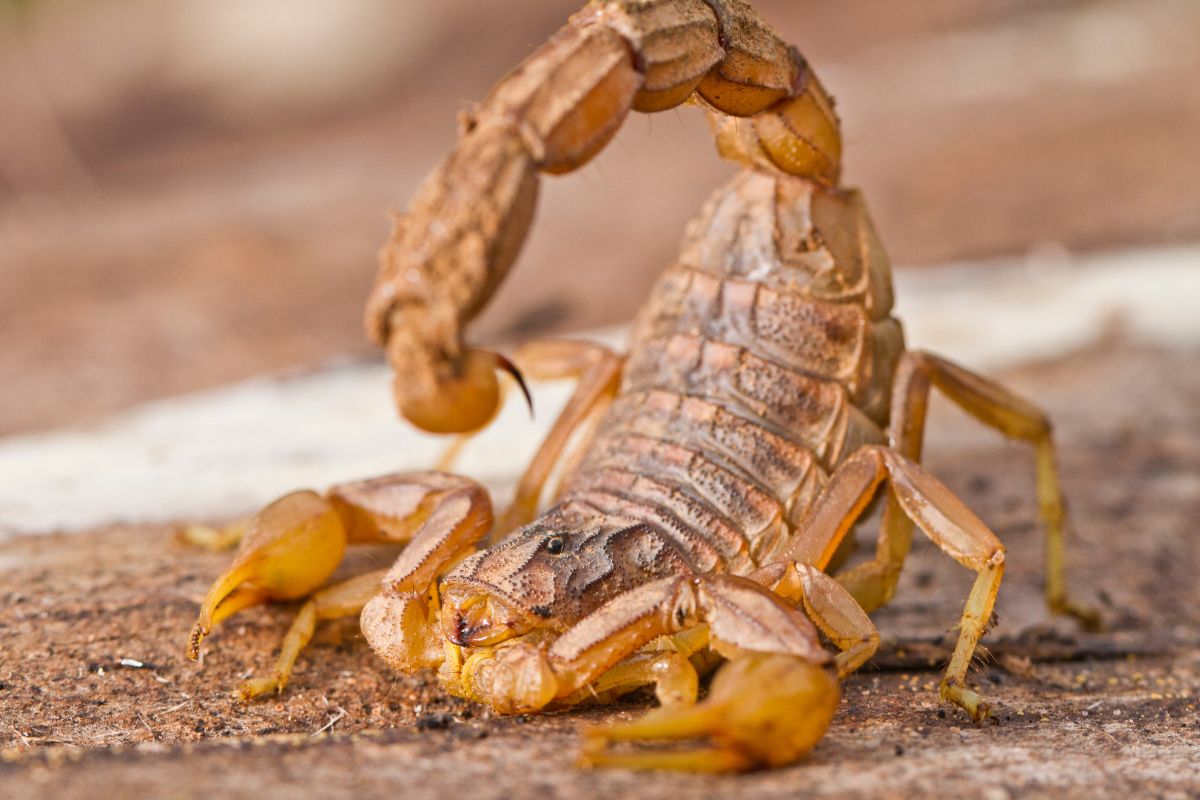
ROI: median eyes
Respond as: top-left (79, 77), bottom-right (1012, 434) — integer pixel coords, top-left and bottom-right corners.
top-left (545, 536), bottom-right (565, 555)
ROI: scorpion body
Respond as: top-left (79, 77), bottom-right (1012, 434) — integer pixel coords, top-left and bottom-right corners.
top-left (187, 0), bottom-right (1098, 772)
top-left (565, 171), bottom-right (903, 576)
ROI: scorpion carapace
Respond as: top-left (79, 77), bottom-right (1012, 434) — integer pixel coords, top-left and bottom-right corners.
top-left (185, 0), bottom-right (1100, 772)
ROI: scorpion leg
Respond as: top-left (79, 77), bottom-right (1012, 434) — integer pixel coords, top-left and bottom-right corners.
top-left (237, 569), bottom-right (385, 701)
top-left (549, 625), bottom-right (715, 710)
top-left (559, 649), bottom-right (703, 711)
top-left (475, 574), bottom-right (837, 771)
top-left (838, 351), bottom-right (1100, 629)
top-left (179, 517), bottom-right (249, 552)
top-left (787, 445), bottom-right (1005, 720)
top-left (187, 473), bottom-right (492, 696)
top-left (497, 340), bottom-right (623, 534)
top-left (749, 560), bottom-right (880, 678)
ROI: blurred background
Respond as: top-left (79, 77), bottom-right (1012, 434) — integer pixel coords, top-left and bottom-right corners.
top-left (3, 0), bottom-right (1198, 436)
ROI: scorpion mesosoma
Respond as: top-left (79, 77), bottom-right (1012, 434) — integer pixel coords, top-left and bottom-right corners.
top-left (186, 0), bottom-right (1100, 771)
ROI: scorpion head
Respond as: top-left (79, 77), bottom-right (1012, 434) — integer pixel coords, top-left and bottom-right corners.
top-left (438, 508), bottom-right (692, 649)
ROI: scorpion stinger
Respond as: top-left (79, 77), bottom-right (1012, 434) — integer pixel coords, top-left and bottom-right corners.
top-left (493, 351), bottom-right (534, 420)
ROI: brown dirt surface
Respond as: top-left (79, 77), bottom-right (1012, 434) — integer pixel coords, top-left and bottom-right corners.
top-left (2, 343), bottom-right (1198, 799)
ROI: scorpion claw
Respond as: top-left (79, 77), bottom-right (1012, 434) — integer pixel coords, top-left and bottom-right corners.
top-left (580, 738), bottom-right (751, 773)
top-left (580, 702), bottom-right (750, 773)
top-left (581, 654), bottom-right (839, 772)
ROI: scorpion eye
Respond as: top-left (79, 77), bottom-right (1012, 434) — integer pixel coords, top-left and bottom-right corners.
top-left (545, 536), bottom-right (565, 555)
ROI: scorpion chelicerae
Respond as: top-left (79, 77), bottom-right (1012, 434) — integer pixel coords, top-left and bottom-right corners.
top-left (185, 0), bottom-right (1099, 771)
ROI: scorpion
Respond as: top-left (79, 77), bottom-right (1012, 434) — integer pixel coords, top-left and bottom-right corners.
top-left (185, 0), bottom-right (1100, 772)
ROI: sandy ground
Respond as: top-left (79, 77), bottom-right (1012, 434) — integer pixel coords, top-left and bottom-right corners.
top-left (1, 343), bottom-right (1198, 798)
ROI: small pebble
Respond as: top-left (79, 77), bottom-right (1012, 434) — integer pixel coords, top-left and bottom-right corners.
top-left (416, 712), bottom-right (454, 731)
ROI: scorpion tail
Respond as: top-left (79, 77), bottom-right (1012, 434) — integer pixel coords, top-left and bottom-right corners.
top-left (580, 653), bottom-right (839, 772)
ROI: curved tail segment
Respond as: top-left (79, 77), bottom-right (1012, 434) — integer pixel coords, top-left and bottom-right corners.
top-left (366, 0), bottom-right (844, 433)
